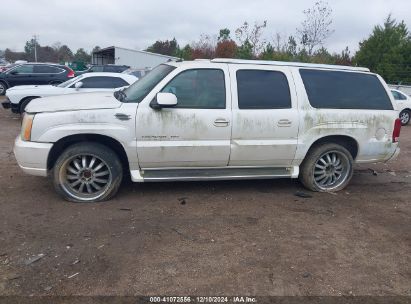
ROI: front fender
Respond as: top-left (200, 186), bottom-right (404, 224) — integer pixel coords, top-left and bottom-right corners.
top-left (30, 109), bottom-right (138, 168)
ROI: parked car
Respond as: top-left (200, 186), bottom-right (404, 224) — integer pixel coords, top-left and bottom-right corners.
top-left (391, 89), bottom-right (411, 125)
top-left (14, 59), bottom-right (401, 203)
top-left (0, 59), bottom-right (9, 72)
top-left (76, 64), bottom-right (130, 76)
top-left (122, 68), bottom-right (151, 79)
top-left (2, 72), bottom-right (138, 113)
top-left (0, 63), bottom-right (75, 95)
top-left (0, 63), bottom-right (19, 73)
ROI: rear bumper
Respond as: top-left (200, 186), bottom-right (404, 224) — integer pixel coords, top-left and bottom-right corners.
top-left (14, 136), bottom-right (53, 177)
top-left (386, 147), bottom-right (400, 162)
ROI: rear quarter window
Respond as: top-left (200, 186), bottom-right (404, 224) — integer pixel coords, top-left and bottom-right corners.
top-left (300, 69), bottom-right (393, 110)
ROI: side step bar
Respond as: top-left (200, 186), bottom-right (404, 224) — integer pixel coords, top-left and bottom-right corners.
top-left (131, 166), bottom-right (299, 182)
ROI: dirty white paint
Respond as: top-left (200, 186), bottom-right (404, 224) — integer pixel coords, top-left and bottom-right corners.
top-left (16, 59), bottom-right (400, 181)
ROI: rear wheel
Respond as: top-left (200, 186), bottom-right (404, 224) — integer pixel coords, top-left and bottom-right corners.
top-left (399, 110), bottom-right (411, 126)
top-left (300, 143), bottom-right (354, 192)
top-left (52, 143), bottom-right (123, 203)
top-left (0, 82), bottom-right (7, 95)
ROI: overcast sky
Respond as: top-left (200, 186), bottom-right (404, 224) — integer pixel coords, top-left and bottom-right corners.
top-left (1, 0), bottom-right (410, 54)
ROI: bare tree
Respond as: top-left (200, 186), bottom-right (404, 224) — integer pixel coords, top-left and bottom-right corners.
top-left (190, 34), bottom-right (217, 59)
top-left (272, 32), bottom-right (289, 52)
top-left (297, 1), bottom-right (334, 55)
top-left (235, 20), bottom-right (267, 56)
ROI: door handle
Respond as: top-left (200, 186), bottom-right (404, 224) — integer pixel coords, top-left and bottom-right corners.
top-left (277, 119), bottom-right (292, 127)
top-left (213, 118), bottom-right (230, 127)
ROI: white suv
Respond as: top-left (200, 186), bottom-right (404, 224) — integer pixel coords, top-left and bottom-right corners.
top-left (14, 59), bottom-right (401, 202)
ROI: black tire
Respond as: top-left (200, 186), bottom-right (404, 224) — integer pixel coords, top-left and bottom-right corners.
top-left (19, 97), bottom-right (38, 114)
top-left (399, 110), bottom-right (411, 126)
top-left (0, 81), bottom-right (7, 96)
top-left (52, 142), bottom-right (123, 203)
top-left (300, 143), bottom-right (354, 192)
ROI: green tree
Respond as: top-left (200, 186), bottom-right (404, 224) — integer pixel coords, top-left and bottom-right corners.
top-left (73, 48), bottom-right (91, 63)
top-left (92, 46), bottom-right (101, 53)
top-left (177, 44), bottom-right (192, 60)
top-left (24, 38), bottom-right (40, 61)
top-left (218, 28), bottom-right (231, 41)
top-left (236, 40), bottom-right (253, 59)
top-left (146, 38), bottom-right (179, 56)
top-left (354, 15), bottom-right (411, 83)
top-left (57, 45), bottom-right (74, 63)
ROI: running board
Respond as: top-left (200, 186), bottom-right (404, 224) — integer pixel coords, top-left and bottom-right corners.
top-left (130, 166), bottom-right (299, 182)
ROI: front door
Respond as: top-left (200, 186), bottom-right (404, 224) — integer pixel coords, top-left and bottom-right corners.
top-left (136, 64), bottom-right (232, 168)
top-left (6, 64), bottom-right (35, 86)
top-left (228, 65), bottom-right (299, 167)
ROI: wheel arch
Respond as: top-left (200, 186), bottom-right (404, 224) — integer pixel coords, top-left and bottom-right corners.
top-left (304, 135), bottom-right (359, 160)
top-left (0, 79), bottom-right (9, 91)
top-left (20, 96), bottom-right (40, 105)
top-left (0, 79), bottom-right (9, 86)
top-left (47, 134), bottom-right (130, 173)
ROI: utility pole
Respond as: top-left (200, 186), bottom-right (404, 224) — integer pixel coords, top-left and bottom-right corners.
top-left (33, 34), bottom-right (38, 62)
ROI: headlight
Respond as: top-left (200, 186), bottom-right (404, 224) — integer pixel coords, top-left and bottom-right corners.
top-left (21, 113), bottom-right (34, 141)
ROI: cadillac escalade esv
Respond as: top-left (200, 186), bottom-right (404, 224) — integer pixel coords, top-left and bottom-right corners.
top-left (14, 59), bottom-right (401, 202)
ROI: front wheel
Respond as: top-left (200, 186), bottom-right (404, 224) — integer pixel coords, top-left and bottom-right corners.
top-left (19, 97), bottom-right (38, 114)
top-left (300, 143), bottom-right (354, 192)
top-left (52, 143), bottom-right (123, 203)
top-left (399, 110), bottom-right (411, 126)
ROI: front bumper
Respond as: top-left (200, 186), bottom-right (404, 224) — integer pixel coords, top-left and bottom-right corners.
top-left (14, 136), bottom-right (53, 177)
top-left (1, 98), bottom-right (20, 113)
top-left (2, 99), bottom-right (11, 109)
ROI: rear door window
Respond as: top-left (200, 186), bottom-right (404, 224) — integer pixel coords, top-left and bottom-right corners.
top-left (77, 76), bottom-right (129, 88)
top-left (300, 69), bottom-right (393, 110)
top-left (34, 65), bottom-right (64, 74)
top-left (236, 70), bottom-right (291, 109)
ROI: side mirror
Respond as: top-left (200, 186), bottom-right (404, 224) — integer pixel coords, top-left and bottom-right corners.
top-left (74, 81), bottom-right (83, 89)
top-left (150, 92), bottom-right (177, 109)
top-left (9, 70), bottom-right (18, 75)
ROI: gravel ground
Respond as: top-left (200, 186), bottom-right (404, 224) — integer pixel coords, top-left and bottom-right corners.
top-left (0, 96), bottom-right (410, 297)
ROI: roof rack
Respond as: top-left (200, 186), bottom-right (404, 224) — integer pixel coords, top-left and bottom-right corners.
top-left (209, 58), bottom-right (370, 72)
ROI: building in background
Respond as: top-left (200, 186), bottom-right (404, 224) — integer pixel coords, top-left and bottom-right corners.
top-left (92, 46), bottom-right (178, 69)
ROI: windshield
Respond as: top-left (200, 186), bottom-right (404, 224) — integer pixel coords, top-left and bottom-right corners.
top-left (57, 75), bottom-right (83, 88)
top-left (121, 64), bottom-right (175, 103)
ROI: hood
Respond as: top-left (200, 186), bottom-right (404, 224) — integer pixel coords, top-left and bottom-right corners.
top-left (26, 91), bottom-right (122, 113)
top-left (7, 85), bottom-right (58, 91)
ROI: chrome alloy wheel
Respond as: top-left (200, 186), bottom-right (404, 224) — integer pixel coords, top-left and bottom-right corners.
top-left (400, 111), bottom-right (410, 125)
top-left (59, 154), bottom-right (112, 202)
top-left (313, 150), bottom-right (351, 191)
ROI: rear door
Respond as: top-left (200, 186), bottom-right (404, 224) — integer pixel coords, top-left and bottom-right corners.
top-left (229, 64), bottom-right (299, 166)
top-left (33, 65), bottom-right (66, 84)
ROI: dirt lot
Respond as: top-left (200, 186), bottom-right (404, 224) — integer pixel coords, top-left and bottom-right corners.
top-left (0, 95), bottom-right (410, 297)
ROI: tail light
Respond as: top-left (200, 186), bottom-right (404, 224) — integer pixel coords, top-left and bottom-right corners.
top-left (393, 118), bottom-right (401, 143)
top-left (67, 68), bottom-right (75, 78)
